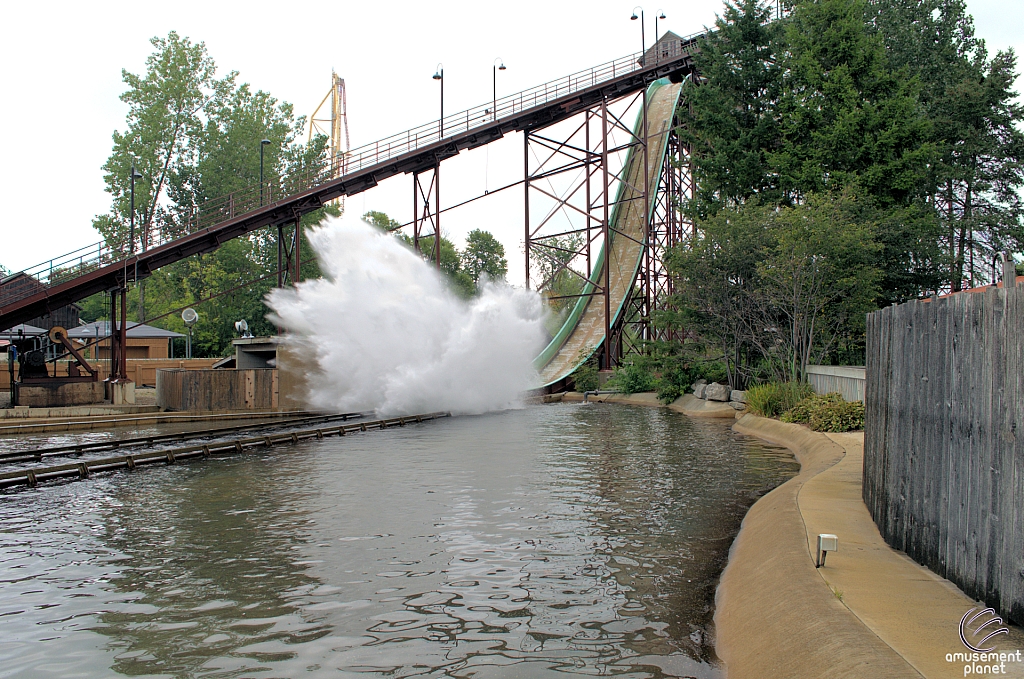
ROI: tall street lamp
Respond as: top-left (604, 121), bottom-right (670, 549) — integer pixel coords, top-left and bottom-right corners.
top-left (655, 10), bottom-right (666, 59)
top-left (432, 64), bottom-right (444, 139)
top-left (260, 139), bottom-right (271, 206)
top-left (631, 7), bottom-right (646, 65)
top-left (129, 164), bottom-right (143, 254)
top-left (493, 58), bottom-right (506, 121)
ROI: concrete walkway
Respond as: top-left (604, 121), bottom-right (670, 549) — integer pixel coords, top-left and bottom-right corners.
top-left (719, 416), bottom-right (1024, 679)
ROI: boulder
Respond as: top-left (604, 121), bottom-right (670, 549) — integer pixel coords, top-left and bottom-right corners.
top-left (729, 401), bottom-right (746, 410)
top-left (694, 383), bottom-right (708, 399)
top-left (730, 390), bottom-right (747, 404)
top-left (705, 383), bottom-right (730, 402)
top-left (691, 379), bottom-right (707, 391)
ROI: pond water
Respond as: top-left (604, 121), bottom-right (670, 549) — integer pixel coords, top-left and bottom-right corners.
top-left (0, 403), bottom-right (797, 678)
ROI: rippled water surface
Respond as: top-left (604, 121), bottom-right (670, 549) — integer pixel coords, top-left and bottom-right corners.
top-left (0, 404), bottom-right (797, 678)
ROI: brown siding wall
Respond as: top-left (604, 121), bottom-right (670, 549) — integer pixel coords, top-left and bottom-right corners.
top-left (156, 368), bottom-right (280, 411)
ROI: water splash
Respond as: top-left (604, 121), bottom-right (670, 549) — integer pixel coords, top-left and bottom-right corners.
top-left (266, 214), bottom-right (546, 416)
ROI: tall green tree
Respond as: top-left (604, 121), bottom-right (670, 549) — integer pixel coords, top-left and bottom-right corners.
top-left (867, 0), bottom-right (1024, 290)
top-left (461, 229), bottom-right (508, 284)
top-left (93, 31), bottom-right (234, 320)
top-left (681, 0), bottom-right (785, 218)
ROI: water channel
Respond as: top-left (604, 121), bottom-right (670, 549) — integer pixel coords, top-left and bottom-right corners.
top-left (0, 403), bottom-right (798, 678)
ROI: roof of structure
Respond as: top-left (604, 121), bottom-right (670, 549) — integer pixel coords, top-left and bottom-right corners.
top-left (68, 321), bottom-right (185, 339)
top-left (0, 323), bottom-right (47, 337)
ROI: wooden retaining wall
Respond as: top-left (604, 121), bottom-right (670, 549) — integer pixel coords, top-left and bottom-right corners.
top-left (156, 368), bottom-right (280, 411)
top-left (864, 282), bottom-right (1023, 625)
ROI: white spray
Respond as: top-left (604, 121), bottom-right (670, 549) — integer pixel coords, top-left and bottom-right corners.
top-left (266, 214), bottom-right (547, 416)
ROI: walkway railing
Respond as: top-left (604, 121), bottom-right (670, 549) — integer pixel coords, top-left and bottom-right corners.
top-left (0, 33), bottom-right (702, 309)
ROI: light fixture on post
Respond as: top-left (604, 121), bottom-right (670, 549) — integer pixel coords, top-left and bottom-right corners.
top-left (655, 10), bottom-right (666, 60)
top-left (260, 139), bottom-right (271, 206)
top-left (432, 64), bottom-right (444, 139)
top-left (182, 308), bottom-right (199, 359)
top-left (493, 58), bottom-right (506, 122)
top-left (631, 7), bottom-right (646, 65)
top-left (129, 165), bottom-right (143, 255)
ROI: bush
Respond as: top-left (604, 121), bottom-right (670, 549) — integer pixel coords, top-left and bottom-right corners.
top-left (745, 381), bottom-right (814, 418)
top-left (782, 392), bottom-right (865, 432)
top-left (572, 354), bottom-right (599, 392)
top-left (607, 361), bottom-right (655, 395)
top-left (697, 360), bottom-right (729, 385)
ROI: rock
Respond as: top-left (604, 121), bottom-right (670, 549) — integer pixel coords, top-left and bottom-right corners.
top-left (691, 379), bottom-right (707, 391)
top-left (730, 390), bottom-right (747, 404)
top-left (729, 401), bottom-right (746, 410)
top-left (705, 383), bottom-right (730, 402)
top-left (693, 383), bottom-right (708, 399)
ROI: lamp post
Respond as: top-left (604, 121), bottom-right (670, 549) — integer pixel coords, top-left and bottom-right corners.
top-left (631, 7), bottom-right (646, 65)
top-left (493, 58), bottom-right (506, 121)
top-left (432, 64), bottom-right (444, 139)
top-left (128, 165), bottom-right (143, 254)
top-left (655, 10), bottom-right (665, 60)
top-left (260, 139), bottom-right (271, 206)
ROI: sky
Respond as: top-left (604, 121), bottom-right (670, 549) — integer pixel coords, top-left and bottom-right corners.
top-left (1, 0), bottom-right (1021, 285)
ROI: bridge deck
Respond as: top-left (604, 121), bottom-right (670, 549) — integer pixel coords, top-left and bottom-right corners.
top-left (0, 38), bottom-right (699, 332)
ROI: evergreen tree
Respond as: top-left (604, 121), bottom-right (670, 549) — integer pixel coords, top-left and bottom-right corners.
top-left (681, 0), bottom-right (784, 218)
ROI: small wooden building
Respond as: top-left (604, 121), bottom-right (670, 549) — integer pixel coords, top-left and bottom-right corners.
top-left (69, 321), bottom-right (184, 360)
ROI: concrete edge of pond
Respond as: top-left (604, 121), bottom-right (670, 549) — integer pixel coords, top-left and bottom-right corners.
top-left (558, 391), bottom-right (739, 418)
top-left (717, 415), bottom-right (922, 678)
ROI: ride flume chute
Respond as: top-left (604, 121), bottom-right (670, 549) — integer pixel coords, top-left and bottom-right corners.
top-left (532, 78), bottom-right (684, 388)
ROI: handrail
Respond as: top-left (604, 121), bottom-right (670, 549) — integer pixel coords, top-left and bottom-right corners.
top-left (0, 32), bottom-right (703, 310)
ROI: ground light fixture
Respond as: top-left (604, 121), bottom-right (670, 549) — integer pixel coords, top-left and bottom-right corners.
top-left (433, 64), bottom-right (444, 139)
top-left (816, 533), bottom-right (838, 568)
top-left (260, 139), bottom-right (271, 206)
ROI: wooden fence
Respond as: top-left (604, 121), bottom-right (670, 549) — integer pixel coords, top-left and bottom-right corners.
top-left (156, 368), bottom-right (280, 411)
top-left (806, 365), bottom-right (865, 402)
top-left (864, 282), bottom-right (1023, 625)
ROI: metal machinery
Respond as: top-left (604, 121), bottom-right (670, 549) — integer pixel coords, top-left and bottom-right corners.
top-left (0, 33), bottom-right (702, 392)
top-left (9, 326), bottom-right (98, 405)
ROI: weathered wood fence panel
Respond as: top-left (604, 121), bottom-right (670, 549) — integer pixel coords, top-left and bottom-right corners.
top-left (156, 369), bottom-right (280, 412)
top-left (805, 365), bottom-right (865, 401)
top-left (864, 283), bottom-right (1024, 625)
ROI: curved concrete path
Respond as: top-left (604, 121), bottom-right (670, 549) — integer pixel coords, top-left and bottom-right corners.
top-left (719, 416), bottom-right (1024, 678)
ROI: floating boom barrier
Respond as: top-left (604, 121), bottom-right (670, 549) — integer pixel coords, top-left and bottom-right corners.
top-left (0, 412), bottom-right (451, 491)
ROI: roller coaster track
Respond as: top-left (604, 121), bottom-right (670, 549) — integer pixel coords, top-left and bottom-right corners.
top-left (0, 35), bottom-right (700, 332)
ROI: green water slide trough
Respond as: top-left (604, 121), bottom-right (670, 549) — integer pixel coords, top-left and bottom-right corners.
top-left (532, 77), bottom-right (683, 389)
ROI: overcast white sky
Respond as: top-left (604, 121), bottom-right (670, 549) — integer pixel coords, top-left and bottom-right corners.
top-left (1, 0), bottom-right (1020, 284)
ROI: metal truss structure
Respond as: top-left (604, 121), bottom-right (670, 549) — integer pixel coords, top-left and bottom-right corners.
top-left (412, 165), bottom-right (442, 267)
top-left (524, 90), bottom-right (693, 369)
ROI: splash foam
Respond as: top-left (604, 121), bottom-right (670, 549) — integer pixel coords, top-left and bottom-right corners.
top-left (266, 214), bottom-right (546, 416)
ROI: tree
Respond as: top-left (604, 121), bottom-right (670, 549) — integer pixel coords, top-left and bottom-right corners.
top-left (867, 0), bottom-right (1024, 290)
top-left (681, 0), bottom-right (785, 218)
top-left (665, 201), bottom-right (773, 387)
top-left (461, 229), bottom-right (508, 284)
top-left (93, 31), bottom-right (234, 320)
top-left (751, 193), bottom-right (880, 381)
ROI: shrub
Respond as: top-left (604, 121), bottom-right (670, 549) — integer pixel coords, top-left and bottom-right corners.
top-left (697, 360), bottom-right (729, 385)
top-left (782, 392), bottom-right (865, 432)
top-left (781, 392), bottom-right (844, 424)
top-left (607, 361), bottom-right (655, 395)
top-left (745, 381), bottom-right (814, 418)
top-left (572, 353), bottom-right (599, 392)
